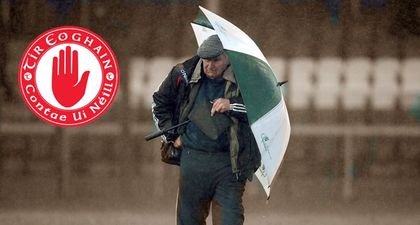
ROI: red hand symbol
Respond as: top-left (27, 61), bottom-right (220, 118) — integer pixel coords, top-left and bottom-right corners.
top-left (52, 46), bottom-right (90, 107)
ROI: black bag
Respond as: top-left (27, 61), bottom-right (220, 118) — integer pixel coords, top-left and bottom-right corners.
top-left (160, 141), bottom-right (181, 165)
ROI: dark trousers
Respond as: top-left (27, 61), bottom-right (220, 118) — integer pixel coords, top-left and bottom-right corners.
top-left (177, 148), bottom-right (246, 225)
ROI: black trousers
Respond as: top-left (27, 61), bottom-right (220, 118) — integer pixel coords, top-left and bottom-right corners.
top-left (177, 148), bottom-right (246, 225)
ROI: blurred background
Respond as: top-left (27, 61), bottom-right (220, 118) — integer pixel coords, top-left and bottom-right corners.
top-left (0, 0), bottom-right (420, 224)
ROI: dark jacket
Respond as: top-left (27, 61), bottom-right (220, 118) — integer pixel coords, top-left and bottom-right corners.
top-left (152, 55), bottom-right (261, 180)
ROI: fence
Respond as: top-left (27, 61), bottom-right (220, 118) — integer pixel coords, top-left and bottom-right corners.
top-left (1, 120), bottom-right (420, 201)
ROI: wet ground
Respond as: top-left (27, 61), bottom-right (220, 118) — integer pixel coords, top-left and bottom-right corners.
top-left (1, 176), bottom-right (419, 225)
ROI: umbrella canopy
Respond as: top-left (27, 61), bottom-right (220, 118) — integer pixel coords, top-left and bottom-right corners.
top-left (191, 6), bottom-right (291, 198)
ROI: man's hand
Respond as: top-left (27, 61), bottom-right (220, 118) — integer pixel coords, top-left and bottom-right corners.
top-left (211, 98), bottom-right (230, 116)
top-left (174, 136), bottom-right (183, 149)
top-left (52, 46), bottom-right (90, 107)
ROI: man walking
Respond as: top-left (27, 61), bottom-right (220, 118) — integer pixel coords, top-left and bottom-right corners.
top-left (152, 35), bottom-right (261, 225)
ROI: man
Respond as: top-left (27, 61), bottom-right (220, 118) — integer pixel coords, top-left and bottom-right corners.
top-left (152, 35), bottom-right (261, 225)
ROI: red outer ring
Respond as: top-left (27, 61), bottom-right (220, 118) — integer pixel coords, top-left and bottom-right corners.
top-left (18, 26), bottom-right (120, 127)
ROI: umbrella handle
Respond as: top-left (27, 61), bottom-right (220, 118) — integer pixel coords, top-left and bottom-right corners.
top-left (144, 130), bottom-right (165, 141)
top-left (144, 120), bottom-right (191, 141)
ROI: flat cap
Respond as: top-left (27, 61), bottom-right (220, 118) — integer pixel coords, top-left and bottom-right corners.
top-left (197, 35), bottom-right (224, 59)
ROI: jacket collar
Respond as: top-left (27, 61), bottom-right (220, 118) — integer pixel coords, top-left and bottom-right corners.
top-left (190, 60), bottom-right (236, 84)
top-left (190, 59), bottom-right (202, 83)
top-left (222, 65), bottom-right (236, 84)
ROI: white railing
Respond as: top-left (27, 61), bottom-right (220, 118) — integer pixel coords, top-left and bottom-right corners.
top-left (1, 122), bottom-right (419, 200)
top-left (291, 124), bottom-right (420, 201)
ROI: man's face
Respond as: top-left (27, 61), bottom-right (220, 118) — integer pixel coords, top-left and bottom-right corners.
top-left (203, 53), bottom-right (230, 79)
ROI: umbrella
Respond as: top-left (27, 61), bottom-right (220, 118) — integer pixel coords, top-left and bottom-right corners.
top-left (191, 6), bottom-right (291, 198)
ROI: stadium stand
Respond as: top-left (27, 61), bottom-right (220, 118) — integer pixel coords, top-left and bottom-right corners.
top-left (342, 57), bottom-right (372, 111)
top-left (288, 57), bottom-right (314, 111)
top-left (142, 57), bottom-right (175, 106)
top-left (267, 57), bottom-right (287, 84)
top-left (313, 57), bottom-right (343, 111)
top-left (129, 57), bottom-right (148, 108)
top-left (400, 58), bottom-right (420, 110)
top-left (369, 58), bottom-right (401, 176)
top-left (372, 57), bottom-right (400, 111)
top-left (1, 0), bottom-right (419, 204)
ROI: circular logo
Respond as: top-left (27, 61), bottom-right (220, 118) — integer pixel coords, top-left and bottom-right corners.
top-left (18, 26), bottom-right (119, 127)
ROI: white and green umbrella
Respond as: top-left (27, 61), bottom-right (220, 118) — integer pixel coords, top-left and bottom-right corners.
top-left (191, 6), bottom-right (291, 198)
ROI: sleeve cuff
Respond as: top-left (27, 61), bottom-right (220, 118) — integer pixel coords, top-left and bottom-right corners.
top-left (229, 103), bottom-right (247, 113)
